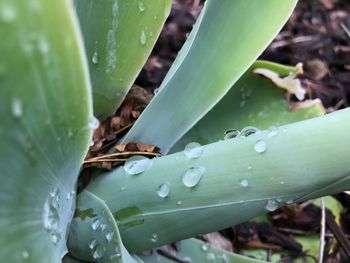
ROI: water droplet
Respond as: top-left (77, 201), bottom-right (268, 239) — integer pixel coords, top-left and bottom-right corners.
top-left (153, 88), bottom-right (160, 95)
top-left (240, 179), bottom-right (249, 187)
top-left (177, 200), bottom-right (182, 206)
top-left (1, 3), bottom-right (17, 23)
top-left (106, 231), bottom-right (114, 242)
top-left (268, 126), bottom-right (279, 137)
top-left (183, 257), bottom-right (192, 263)
top-left (224, 129), bottom-right (240, 140)
top-left (120, 186), bottom-right (126, 191)
top-left (219, 254), bottom-right (229, 263)
top-left (206, 252), bottom-right (216, 261)
top-left (240, 100), bottom-right (246, 108)
top-left (276, 197), bottom-right (283, 202)
top-left (100, 223), bottom-right (107, 231)
top-left (124, 155), bottom-right (153, 175)
top-left (42, 188), bottom-right (61, 245)
top-left (92, 244), bottom-right (105, 260)
top-left (92, 51), bottom-right (99, 64)
top-left (240, 126), bottom-right (260, 137)
top-left (280, 180), bottom-right (285, 185)
top-left (266, 199), bottom-right (278, 212)
top-left (110, 252), bottom-right (121, 262)
top-left (184, 142), bottom-right (203, 159)
top-left (11, 98), bottom-right (23, 118)
top-left (150, 233), bottom-right (158, 243)
top-left (138, 1), bottom-right (145, 12)
top-left (88, 116), bottom-right (99, 130)
top-left (182, 166), bottom-right (205, 188)
top-left (140, 30), bottom-right (147, 45)
top-left (157, 182), bottom-right (170, 198)
top-left (21, 250), bottom-right (29, 259)
top-left (38, 36), bottom-right (49, 54)
top-left (91, 218), bottom-right (101, 231)
top-left (286, 199), bottom-right (294, 204)
top-left (89, 239), bottom-right (97, 250)
top-left (201, 243), bottom-right (209, 251)
top-left (247, 165), bottom-right (252, 170)
top-left (254, 140), bottom-right (267, 153)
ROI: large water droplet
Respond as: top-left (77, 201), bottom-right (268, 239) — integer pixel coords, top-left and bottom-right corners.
top-left (11, 98), bottom-right (23, 118)
top-left (140, 30), bottom-right (147, 45)
top-left (184, 142), bottom-right (203, 159)
top-left (92, 244), bottom-right (105, 260)
top-left (157, 182), bottom-right (170, 198)
top-left (0, 3), bottom-right (17, 23)
top-left (88, 116), bottom-right (99, 130)
top-left (240, 126), bottom-right (260, 137)
top-left (138, 1), bottom-right (145, 12)
top-left (182, 166), bottom-right (205, 188)
top-left (91, 218), bottom-right (101, 231)
top-left (106, 230), bottom-right (114, 242)
top-left (268, 126), bottom-right (279, 137)
top-left (124, 155), bottom-right (153, 175)
top-left (224, 129), bottom-right (240, 140)
top-left (92, 51), bottom-right (99, 64)
top-left (266, 199), bottom-right (278, 212)
top-left (254, 140), bottom-right (267, 153)
top-left (240, 179), bottom-right (249, 187)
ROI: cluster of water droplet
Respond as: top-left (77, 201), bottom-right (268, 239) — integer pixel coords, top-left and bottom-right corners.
top-left (42, 188), bottom-right (62, 245)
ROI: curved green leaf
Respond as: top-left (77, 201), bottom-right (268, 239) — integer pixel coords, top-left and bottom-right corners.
top-left (140, 238), bottom-right (266, 263)
top-left (74, 0), bottom-right (172, 118)
top-left (122, 0), bottom-right (298, 153)
top-left (0, 1), bottom-right (92, 262)
top-left (76, 108), bottom-right (350, 252)
top-left (172, 61), bottom-right (325, 151)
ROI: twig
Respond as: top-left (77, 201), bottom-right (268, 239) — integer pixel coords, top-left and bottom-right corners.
top-left (341, 23), bottom-right (350, 39)
top-left (318, 198), bottom-right (326, 263)
top-left (85, 151), bottom-right (160, 162)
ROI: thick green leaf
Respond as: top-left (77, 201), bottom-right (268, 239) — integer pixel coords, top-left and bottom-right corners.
top-left (68, 191), bottom-right (141, 263)
top-left (172, 61), bottom-right (325, 151)
top-left (140, 238), bottom-right (266, 263)
top-left (0, 1), bottom-right (92, 262)
top-left (74, 0), bottom-right (172, 118)
top-left (75, 108), bottom-right (350, 252)
top-left (122, 0), bottom-right (298, 153)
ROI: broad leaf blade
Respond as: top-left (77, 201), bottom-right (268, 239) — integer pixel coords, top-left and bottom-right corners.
top-left (0, 1), bottom-right (92, 262)
top-left (74, 0), bottom-right (172, 118)
top-left (172, 61), bottom-right (325, 150)
top-left (123, 0), bottom-right (298, 153)
top-left (83, 109), bottom-right (350, 252)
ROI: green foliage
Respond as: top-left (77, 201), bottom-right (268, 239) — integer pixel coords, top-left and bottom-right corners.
top-left (1, 1), bottom-right (349, 263)
top-left (0, 0), bottom-right (92, 262)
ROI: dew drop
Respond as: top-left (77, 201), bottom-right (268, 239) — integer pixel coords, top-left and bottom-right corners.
top-left (153, 88), bottom-right (160, 95)
top-left (110, 252), bottom-right (121, 262)
top-left (224, 129), bottom-right (240, 140)
top-left (92, 244), bottom-right (105, 260)
top-left (286, 199), bottom-right (294, 204)
top-left (247, 165), bottom-right (252, 170)
top-left (124, 155), bottom-right (153, 175)
top-left (100, 223), bottom-right (107, 231)
top-left (183, 257), bottom-right (192, 263)
top-left (88, 116), bottom-right (99, 130)
top-left (240, 126), bottom-right (260, 137)
top-left (150, 233), bottom-right (158, 243)
top-left (280, 180), bottom-right (285, 185)
top-left (276, 197), bottom-right (283, 202)
top-left (206, 252), bottom-right (216, 261)
top-left (92, 51), bottom-right (99, 64)
top-left (182, 166), bottom-right (205, 188)
top-left (11, 98), bottom-right (23, 118)
top-left (42, 189), bottom-right (62, 245)
top-left (240, 100), bottom-right (246, 108)
top-left (21, 250), bottom-right (29, 259)
top-left (138, 1), bottom-right (145, 12)
top-left (38, 36), bottom-right (49, 54)
top-left (91, 218), bottom-right (101, 231)
top-left (184, 142), bottom-right (203, 159)
top-left (176, 200), bottom-right (182, 206)
top-left (219, 254), bottom-right (229, 263)
top-left (106, 230), bottom-right (114, 242)
top-left (120, 186), bottom-right (126, 191)
top-left (157, 182), bottom-right (170, 198)
top-left (140, 30), bottom-right (147, 45)
top-left (268, 126), bottom-right (279, 137)
top-left (266, 199), bottom-right (278, 212)
top-left (201, 243), bottom-right (209, 251)
top-left (89, 239), bottom-right (97, 250)
top-left (254, 140), bottom-right (267, 153)
top-left (240, 179), bottom-right (249, 187)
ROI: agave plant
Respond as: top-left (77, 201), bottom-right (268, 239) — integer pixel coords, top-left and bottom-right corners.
top-left (1, 0), bottom-right (349, 262)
